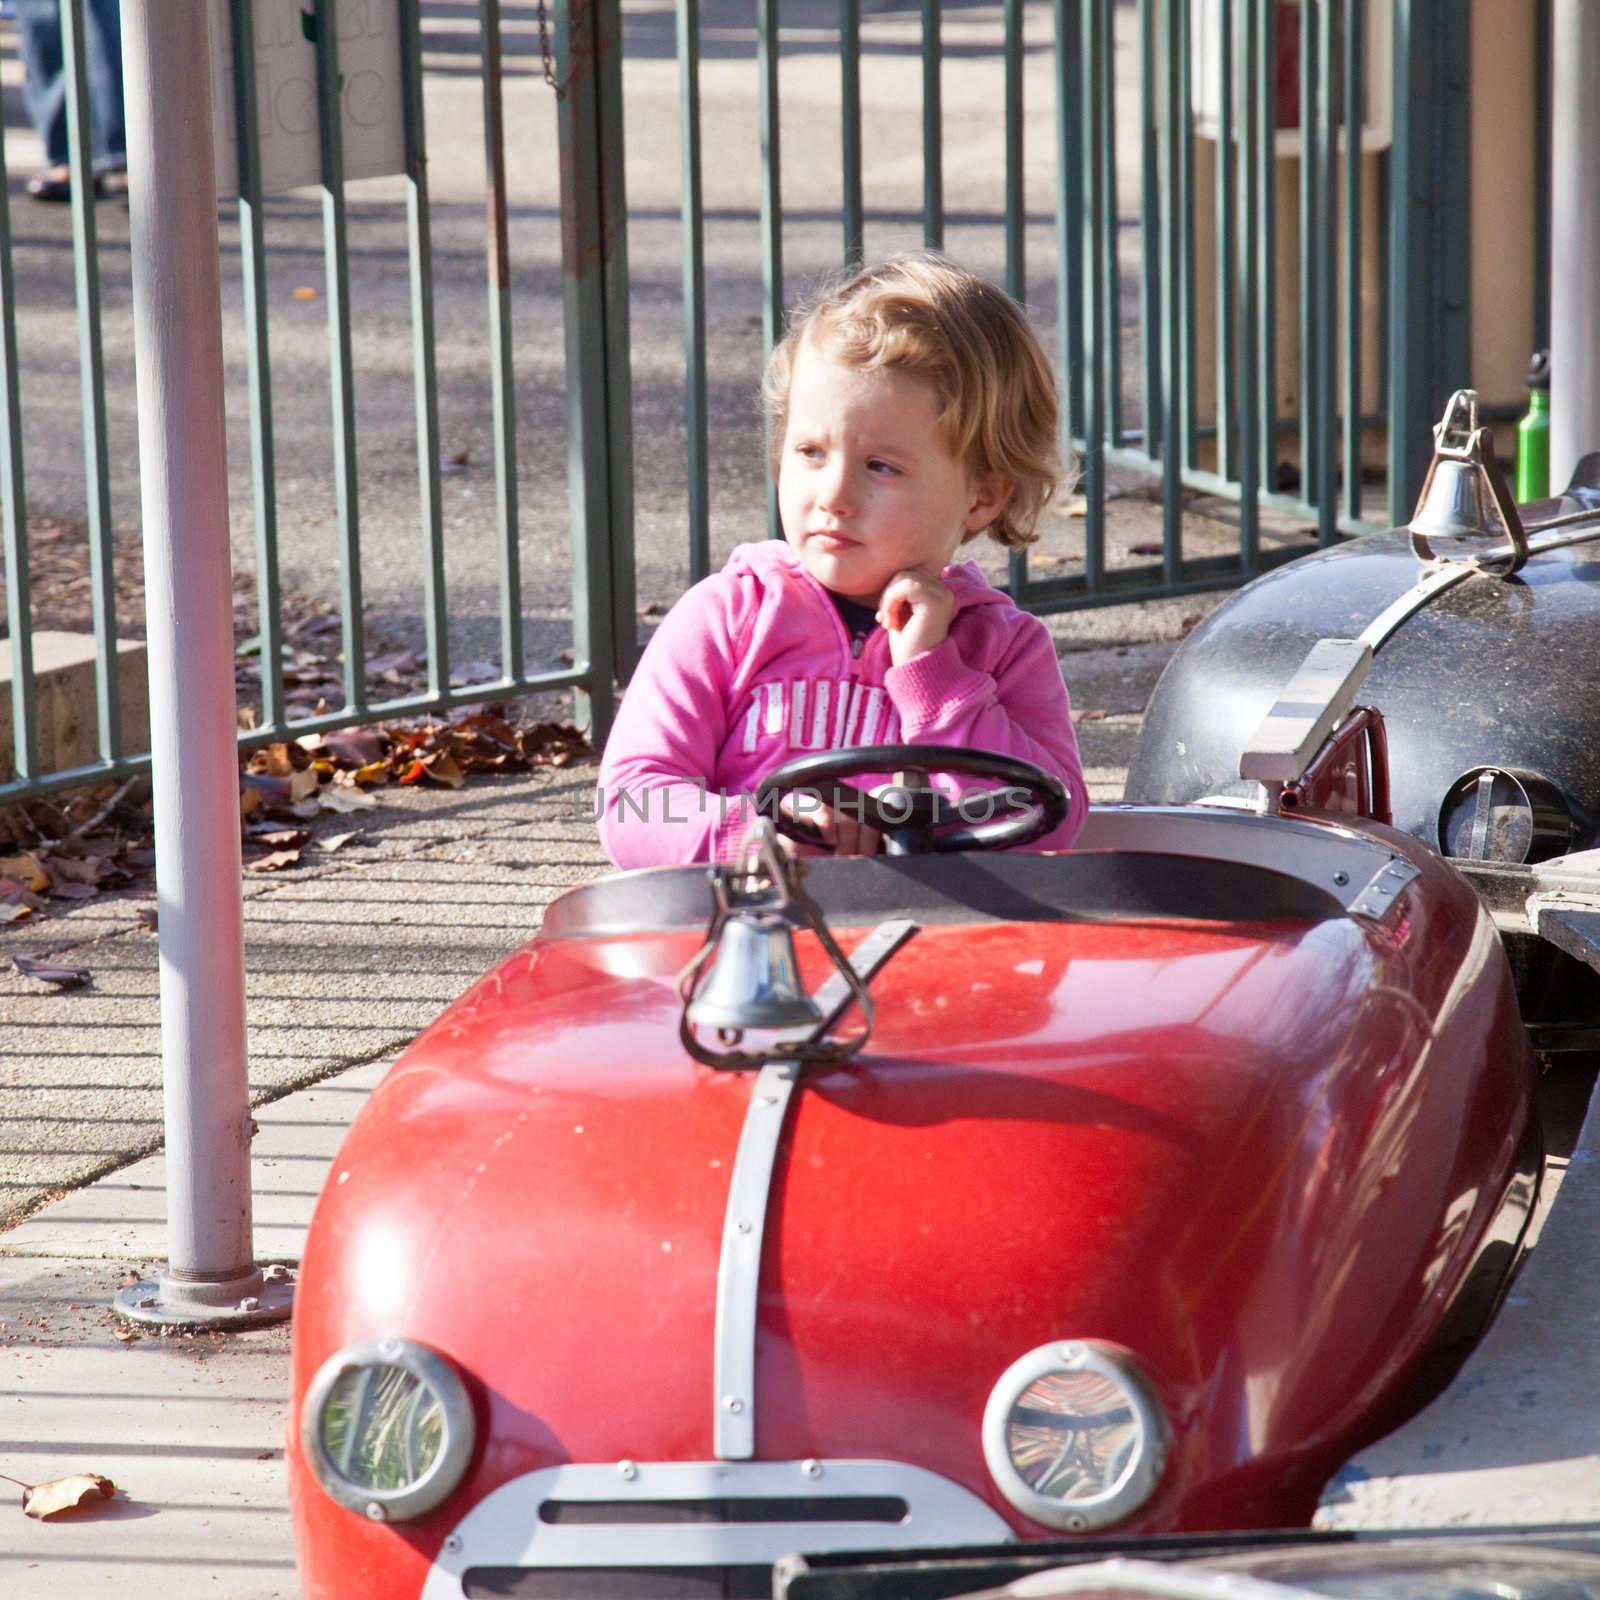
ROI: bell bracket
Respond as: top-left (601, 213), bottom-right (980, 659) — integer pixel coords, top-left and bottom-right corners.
top-left (1408, 388), bottom-right (1529, 575)
top-left (678, 820), bottom-right (877, 1070)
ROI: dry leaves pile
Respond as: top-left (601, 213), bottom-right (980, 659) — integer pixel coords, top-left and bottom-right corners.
top-left (238, 709), bottom-right (590, 871)
top-left (0, 706), bottom-right (591, 932)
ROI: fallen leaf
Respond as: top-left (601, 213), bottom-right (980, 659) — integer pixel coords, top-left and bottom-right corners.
top-left (243, 849), bottom-right (302, 874)
top-left (236, 706), bottom-right (258, 731)
top-left (12, 955), bottom-right (91, 988)
top-left (317, 832), bottom-right (361, 853)
top-left (326, 730), bottom-right (385, 766)
top-left (49, 883), bottom-right (99, 901)
top-left (112, 1326), bottom-right (139, 1343)
top-left (418, 751), bottom-right (465, 789)
top-left (0, 880), bottom-right (46, 911)
top-left (1076, 708), bottom-right (1109, 723)
top-left (448, 660), bottom-right (500, 688)
top-left (366, 648), bottom-right (420, 682)
top-left (239, 786), bottom-right (264, 819)
top-left (318, 784), bottom-right (376, 814)
top-left (293, 285), bottom-right (318, 301)
top-left (46, 856), bottom-right (102, 887)
top-left (1126, 541), bottom-right (1164, 557)
top-left (0, 903), bottom-right (32, 923)
top-left (136, 907), bottom-right (158, 933)
top-left (0, 853), bottom-right (49, 893)
top-left (245, 827), bottom-right (312, 850)
top-left (21, 1473), bottom-right (117, 1519)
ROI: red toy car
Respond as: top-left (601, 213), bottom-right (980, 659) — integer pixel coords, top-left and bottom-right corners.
top-left (287, 704), bottom-right (1540, 1597)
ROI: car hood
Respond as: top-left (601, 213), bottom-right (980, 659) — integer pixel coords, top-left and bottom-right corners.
top-left (293, 866), bottom-right (1531, 1533)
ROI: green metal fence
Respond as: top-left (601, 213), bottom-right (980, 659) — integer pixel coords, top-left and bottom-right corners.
top-left (0, 0), bottom-right (1475, 806)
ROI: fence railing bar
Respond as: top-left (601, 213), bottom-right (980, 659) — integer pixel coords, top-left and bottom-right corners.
top-left (1298, 0), bottom-right (1319, 509)
top-left (758, 0), bottom-right (783, 541)
top-left (229, 0), bottom-right (285, 734)
top-left (1257, 0), bottom-right (1278, 499)
top-left (1159, 0), bottom-right (1182, 580)
top-left (922, 0), bottom-right (943, 250)
top-left (1178, 0), bottom-right (1198, 476)
top-left (480, 0), bottom-right (524, 684)
top-left (1314, 0), bottom-right (1339, 542)
top-left (1055, 0), bottom-right (1093, 585)
top-left (1005, 0), bottom-right (1026, 599)
top-left (1017, 542), bottom-right (1308, 615)
top-left (1079, 0), bottom-right (1109, 594)
top-left (312, 0), bottom-right (366, 718)
top-left (399, 0), bottom-right (449, 696)
top-left (1138, 0), bottom-right (1162, 461)
top-left (0, 103), bottom-right (35, 782)
top-left (1237, 0), bottom-right (1261, 570)
top-left (597, 0), bottom-right (636, 683)
top-left (676, 0), bottom-right (711, 584)
top-left (1215, 0), bottom-right (1237, 481)
top-left (556, 0), bottom-right (618, 739)
top-left (62, 0), bottom-right (119, 762)
top-left (841, 0), bottom-right (863, 266)
top-left (1342, 0), bottom-right (1364, 524)
top-left (1099, 6), bottom-right (1124, 449)
top-left (1004, 0), bottom-right (1025, 303)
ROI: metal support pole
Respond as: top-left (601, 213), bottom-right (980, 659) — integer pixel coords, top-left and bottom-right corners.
top-left (114, 0), bottom-right (290, 1331)
top-left (1550, 0), bottom-right (1600, 488)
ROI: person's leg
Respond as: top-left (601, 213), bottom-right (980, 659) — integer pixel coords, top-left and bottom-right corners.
top-left (85, 0), bottom-right (124, 172)
top-left (13, 0), bottom-right (69, 171)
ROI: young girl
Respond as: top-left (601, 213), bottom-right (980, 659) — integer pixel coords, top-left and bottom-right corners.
top-left (596, 252), bottom-right (1088, 867)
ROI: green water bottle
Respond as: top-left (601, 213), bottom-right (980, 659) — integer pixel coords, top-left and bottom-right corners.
top-left (1517, 349), bottom-right (1550, 502)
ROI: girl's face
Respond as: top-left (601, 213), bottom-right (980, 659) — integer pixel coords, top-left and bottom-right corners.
top-left (777, 341), bottom-right (1008, 604)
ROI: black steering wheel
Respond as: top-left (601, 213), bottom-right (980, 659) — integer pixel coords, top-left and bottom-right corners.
top-left (755, 745), bottom-right (1069, 855)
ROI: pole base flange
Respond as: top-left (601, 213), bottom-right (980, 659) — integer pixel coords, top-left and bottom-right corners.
top-left (114, 1264), bottom-right (294, 1329)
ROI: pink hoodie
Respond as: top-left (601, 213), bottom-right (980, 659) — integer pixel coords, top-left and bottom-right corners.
top-left (597, 540), bottom-right (1087, 867)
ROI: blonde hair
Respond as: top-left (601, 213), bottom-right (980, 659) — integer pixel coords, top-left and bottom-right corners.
top-left (762, 253), bottom-right (1066, 547)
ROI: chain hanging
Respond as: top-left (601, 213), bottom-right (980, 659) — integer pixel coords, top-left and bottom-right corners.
top-left (535, 0), bottom-right (569, 98)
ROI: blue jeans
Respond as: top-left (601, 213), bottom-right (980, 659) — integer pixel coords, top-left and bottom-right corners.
top-left (14, 0), bottom-right (125, 171)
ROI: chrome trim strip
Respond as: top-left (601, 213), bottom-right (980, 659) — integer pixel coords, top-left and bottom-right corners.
top-left (418, 1458), bottom-right (1014, 1593)
top-left (712, 918), bottom-right (918, 1460)
top-left (1348, 856), bottom-right (1421, 921)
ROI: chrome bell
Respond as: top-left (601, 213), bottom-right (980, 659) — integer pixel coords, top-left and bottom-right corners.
top-left (684, 910), bottom-right (822, 1033)
top-left (1408, 389), bottom-right (1528, 573)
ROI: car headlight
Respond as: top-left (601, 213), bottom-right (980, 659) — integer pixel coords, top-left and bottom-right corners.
top-left (981, 1340), bottom-right (1168, 1532)
top-left (301, 1337), bottom-right (476, 1522)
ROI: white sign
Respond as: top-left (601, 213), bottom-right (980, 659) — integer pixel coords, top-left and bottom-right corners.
top-left (209, 0), bottom-right (406, 197)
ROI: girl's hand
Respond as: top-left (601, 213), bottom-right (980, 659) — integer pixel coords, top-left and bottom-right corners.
top-left (878, 565), bottom-right (955, 666)
top-left (777, 792), bottom-right (883, 857)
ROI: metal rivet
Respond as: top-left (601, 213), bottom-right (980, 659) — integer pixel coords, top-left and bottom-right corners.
top-left (617, 1459), bottom-right (638, 1481)
top-left (723, 1396), bottom-right (745, 1414)
top-left (1067, 1514), bottom-right (1088, 1532)
top-left (238, 1297), bottom-right (259, 1313)
top-left (736, 1220), bottom-right (752, 1235)
top-left (365, 1501), bottom-right (386, 1522)
top-left (379, 1337), bottom-right (400, 1358)
top-left (1333, 870), bottom-right (1349, 886)
top-left (801, 1459), bottom-right (823, 1479)
top-left (1058, 1342), bottom-right (1085, 1364)
top-left (444, 1534), bottom-right (463, 1554)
